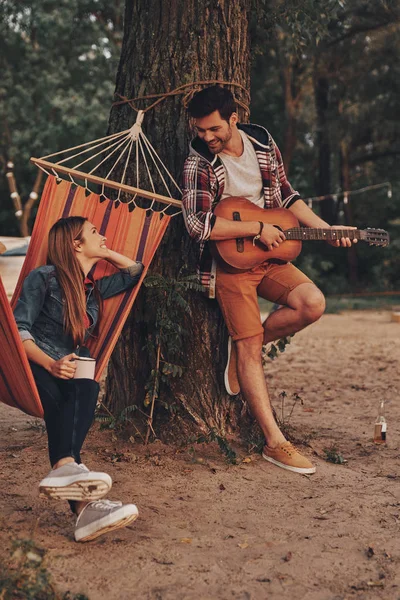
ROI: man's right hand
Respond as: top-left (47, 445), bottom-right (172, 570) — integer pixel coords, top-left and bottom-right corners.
top-left (260, 223), bottom-right (286, 251)
top-left (48, 353), bottom-right (78, 379)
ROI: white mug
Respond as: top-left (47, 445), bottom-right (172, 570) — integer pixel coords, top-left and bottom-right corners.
top-left (74, 357), bottom-right (96, 380)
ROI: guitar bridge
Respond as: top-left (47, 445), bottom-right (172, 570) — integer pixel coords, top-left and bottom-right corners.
top-left (233, 211), bottom-right (244, 253)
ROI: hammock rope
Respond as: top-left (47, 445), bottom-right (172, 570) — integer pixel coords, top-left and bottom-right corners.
top-left (112, 80), bottom-right (251, 116)
top-left (32, 110), bottom-right (182, 215)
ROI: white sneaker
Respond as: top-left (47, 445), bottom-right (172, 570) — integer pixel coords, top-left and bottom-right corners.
top-left (75, 499), bottom-right (139, 542)
top-left (39, 462), bottom-right (112, 501)
top-left (224, 336), bottom-right (240, 396)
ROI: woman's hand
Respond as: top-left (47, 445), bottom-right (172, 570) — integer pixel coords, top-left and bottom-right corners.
top-left (48, 353), bottom-right (78, 379)
top-left (104, 249), bottom-right (138, 269)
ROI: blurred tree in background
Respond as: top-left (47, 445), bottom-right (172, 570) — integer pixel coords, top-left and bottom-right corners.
top-left (251, 0), bottom-right (400, 293)
top-left (0, 0), bottom-right (399, 291)
top-left (0, 0), bottom-right (123, 234)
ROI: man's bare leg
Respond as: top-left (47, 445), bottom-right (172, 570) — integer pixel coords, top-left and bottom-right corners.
top-left (262, 283), bottom-right (325, 344)
top-left (236, 333), bottom-right (286, 448)
top-left (236, 331), bottom-right (316, 473)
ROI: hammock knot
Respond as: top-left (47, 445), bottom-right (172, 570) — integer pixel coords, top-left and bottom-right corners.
top-left (129, 110), bottom-right (145, 141)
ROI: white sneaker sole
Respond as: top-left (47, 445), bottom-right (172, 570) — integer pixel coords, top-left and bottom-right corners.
top-left (262, 453), bottom-right (316, 474)
top-left (39, 474), bottom-right (112, 501)
top-left (224, 336), bottom-right (240, 396)
top-left (75, 506), bottom-right (139, 542)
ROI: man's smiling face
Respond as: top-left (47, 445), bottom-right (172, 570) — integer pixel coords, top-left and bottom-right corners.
top-left (194, 110), bottom-right (237, 154)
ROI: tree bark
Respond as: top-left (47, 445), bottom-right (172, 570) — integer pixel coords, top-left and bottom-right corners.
top-left (105, 0), bottom-right (253, 442)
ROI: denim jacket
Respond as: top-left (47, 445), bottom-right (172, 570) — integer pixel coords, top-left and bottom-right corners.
top-left (13, 262), bottom-right (144, 360)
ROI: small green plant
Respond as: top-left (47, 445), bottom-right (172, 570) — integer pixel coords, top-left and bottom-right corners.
top-left (95, 401), bottom-right (146, 442)
top-left (271, 390), bottom-right (311, 443)
top-left (26, 419), bottom-right (46, 433)
top-left (278, 390), bottom-right (303, 427)
top-left (142, 271), bottom-right (204, 443)
top-left (95, 402), bottom-right (139, 430)
top-left (263, 335), bottom-right (294, 361)
top-left (245, 427), bottom-right (265, 454)
top-left (323, 446), bottom-right (347, 464)
top-left (190, 428), bottom-right (237, 464)
top-left (0, 538), bottom-right (88, 599)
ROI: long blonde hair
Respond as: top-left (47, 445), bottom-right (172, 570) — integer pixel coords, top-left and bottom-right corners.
top-left (47, 216), bottom-right (88, 346)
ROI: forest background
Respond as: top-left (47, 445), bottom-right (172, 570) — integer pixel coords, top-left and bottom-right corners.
top-left (1, 0), bottom-right (399, 296)
top-left (1, 5), bottom-right (400, 598)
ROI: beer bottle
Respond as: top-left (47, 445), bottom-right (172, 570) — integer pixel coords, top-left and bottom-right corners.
top-left (373, 400), bottom-right (387, 444)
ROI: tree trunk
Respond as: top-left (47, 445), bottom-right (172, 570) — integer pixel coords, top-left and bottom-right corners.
top-left (281, 62), bottom-right (302, 175)
top-left (314, 72), bottom-right (336, 224)
top-left (105, 0), bottom-right (253, 442)
top-left (340, 141), bottom-right (359, 289)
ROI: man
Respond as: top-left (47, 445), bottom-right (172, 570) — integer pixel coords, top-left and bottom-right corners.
top-left (182, 86), bottom-right (355, 474)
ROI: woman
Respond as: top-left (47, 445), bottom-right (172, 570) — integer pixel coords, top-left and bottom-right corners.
top-left (14, 216), bottom-right (143, 542)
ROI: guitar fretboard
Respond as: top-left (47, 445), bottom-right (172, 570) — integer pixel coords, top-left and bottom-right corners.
top-left (284, 228), bottom-right (361, 241)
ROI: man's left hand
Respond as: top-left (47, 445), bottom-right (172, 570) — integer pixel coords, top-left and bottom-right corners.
top-left (328, 226), bottom-right (358, 248)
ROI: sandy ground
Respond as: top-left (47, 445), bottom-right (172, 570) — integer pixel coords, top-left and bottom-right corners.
top-left (1, 308), bottom-right (399, 600)
top-left (0, 254), bottom-right (25, 298)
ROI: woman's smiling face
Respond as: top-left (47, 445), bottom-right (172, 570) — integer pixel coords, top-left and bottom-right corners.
top-left (78, 221), bottom-right (108, 260)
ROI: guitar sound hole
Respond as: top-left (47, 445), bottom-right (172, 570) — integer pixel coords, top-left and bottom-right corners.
top-left (233, 211), bottom-right (244, 253)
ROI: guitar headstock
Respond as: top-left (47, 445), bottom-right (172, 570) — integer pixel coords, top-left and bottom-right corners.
top-left (360, 228), bottom-right (390, 247)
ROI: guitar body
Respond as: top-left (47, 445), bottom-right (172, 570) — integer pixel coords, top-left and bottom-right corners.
top-left (210, 197), bottom-right (302, 272)
top-left (209, 196), bottom-right (389, 272)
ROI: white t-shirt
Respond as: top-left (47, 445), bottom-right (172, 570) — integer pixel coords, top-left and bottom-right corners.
top-left (219, 130), bottom-right (264, 207)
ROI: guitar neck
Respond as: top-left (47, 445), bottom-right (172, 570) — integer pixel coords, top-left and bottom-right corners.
top-left (284, 228), bottom-right (361, 241)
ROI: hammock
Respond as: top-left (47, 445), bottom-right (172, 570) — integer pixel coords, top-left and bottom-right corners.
top-left (0, 111), bottom-right (181, 418)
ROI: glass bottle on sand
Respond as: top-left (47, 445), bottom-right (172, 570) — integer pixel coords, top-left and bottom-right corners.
top-left (373, 400), bottom-right (387, 445)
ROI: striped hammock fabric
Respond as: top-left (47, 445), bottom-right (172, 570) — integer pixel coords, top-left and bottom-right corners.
top-left (0, 175), bottom-right (171, 418)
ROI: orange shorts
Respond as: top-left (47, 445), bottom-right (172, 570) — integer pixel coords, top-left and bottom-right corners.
top-left (215, 262), bottom-right (312, 341)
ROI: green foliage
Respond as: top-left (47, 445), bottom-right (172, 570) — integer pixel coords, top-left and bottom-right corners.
top-left (326, 293), bottom-right (400, 313)
top-left (0, 0), bottom-right (123, 234)
top-left (272, 390), bottom-right (310, 443)
top-left (264, 335), bottom-right (294, 361)
top-left (1, 0), bottom-right (398, 294)
top-left (0, 537), bottom-right (88, 599)
top-left (323, 446), bottom-right (347, 464)
top-left (251, 0), bottom-right (400, 293)
top-left (141, 271), bottom-right (204, 428)
top-left (191, 428), bottom-right (238, 464)
top-left (278, 391), bottom-right (303, 427)
top-left (95, 403), bottom-right (139, 430)
top-left (252, 0), bottom-right (345, 55)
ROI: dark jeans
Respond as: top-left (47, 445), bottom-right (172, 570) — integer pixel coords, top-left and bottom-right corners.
top-left (30, 363), bottom-right (99, 466)
top-left (30, 363), bottom-right (99, 514)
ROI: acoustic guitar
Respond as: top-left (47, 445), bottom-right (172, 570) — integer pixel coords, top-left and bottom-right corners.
top-left (210, 196), bottom-right (390, 272)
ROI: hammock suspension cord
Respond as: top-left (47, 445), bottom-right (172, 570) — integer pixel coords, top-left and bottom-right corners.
top-left (32, 110), bottom-right (182, 215)
top-left (112, 79), bottom-right (251, 116)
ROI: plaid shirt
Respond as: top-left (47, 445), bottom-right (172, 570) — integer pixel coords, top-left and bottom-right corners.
top-left (181, 123), bottom-right (300, 298)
